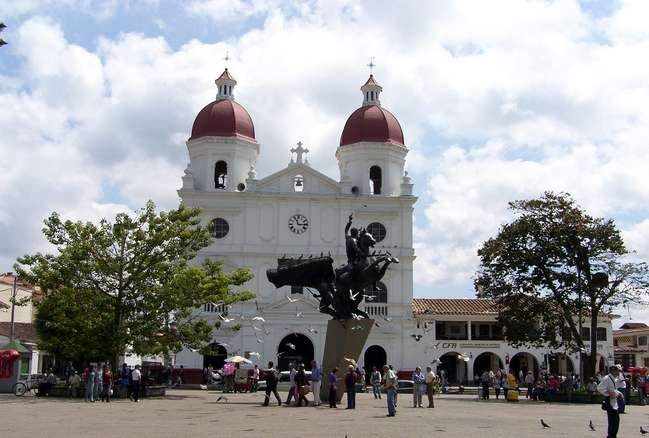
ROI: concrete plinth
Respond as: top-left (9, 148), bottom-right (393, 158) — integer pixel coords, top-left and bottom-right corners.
top-left (321, 318), bottom-right (373, 402)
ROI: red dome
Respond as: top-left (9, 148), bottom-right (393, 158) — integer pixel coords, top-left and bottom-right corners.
top-left (339, 105), bottom-right (405, 147)
top-left (190, 99), bottom-right (257, 142)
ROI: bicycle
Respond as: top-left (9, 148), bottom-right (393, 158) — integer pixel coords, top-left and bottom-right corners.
top-left (12, 378), bottom-right (41, 396)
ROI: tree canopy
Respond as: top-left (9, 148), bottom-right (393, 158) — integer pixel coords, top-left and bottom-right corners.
top-left (475, 191), bottom-right (649, 377)
top-left (16, 201), bottom-right (254, 368)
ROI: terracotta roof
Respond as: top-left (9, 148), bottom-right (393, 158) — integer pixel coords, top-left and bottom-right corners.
top-left (0, 300), bottom-right (9, 309)
top-left (363, 74), bottom-right (381, 87)
top-left (217, 68), bottom-right (236, 81)
top-left (619, 323), bottom-right (649, 330)
top-left (413, 298), bottom-right (499, 316)
top-left (0, 322), bottom-right (38, 343)
top-left (614, 327), bottom-right (649, 335)
top-left (0, 274), bottom-right (32, 288)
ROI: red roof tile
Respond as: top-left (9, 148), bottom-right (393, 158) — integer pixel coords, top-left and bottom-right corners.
top-left (413, 298), bottom-right (499, 316)
top-left (0, 322), bottom-right (38, 343)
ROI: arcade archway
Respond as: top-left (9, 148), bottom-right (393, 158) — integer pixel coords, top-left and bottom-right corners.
top-left (510, 352), bottom-right (540, 376)
top-left (203, 343), bottom-right (228, 370)
top-left (474, 352), bottom-right (503, 375)
top-left (363, 345), bottom-right (387, 385)
top-left (277, 333), bottom-right (314, 371)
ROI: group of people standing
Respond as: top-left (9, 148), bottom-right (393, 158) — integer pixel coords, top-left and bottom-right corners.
top-left (64, 363), bottom-right (143, 402)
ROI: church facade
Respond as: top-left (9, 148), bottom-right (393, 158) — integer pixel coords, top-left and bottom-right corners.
top-left (173, 69), bottom-right (616, 381)
top-left (176, 69), bottom-right (417, 372)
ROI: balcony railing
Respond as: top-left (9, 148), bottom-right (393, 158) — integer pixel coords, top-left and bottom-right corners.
top-left (364, 304), bottom-right (388, 317)
top-left (203, 303), bottom-right (227, 313)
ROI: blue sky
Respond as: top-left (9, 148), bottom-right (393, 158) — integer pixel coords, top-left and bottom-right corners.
top-left (1, 0), bottom-right (649, 327)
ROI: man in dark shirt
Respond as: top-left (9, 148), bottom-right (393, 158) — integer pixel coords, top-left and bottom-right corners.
top-left (344, 365), bottom-right (358, 409)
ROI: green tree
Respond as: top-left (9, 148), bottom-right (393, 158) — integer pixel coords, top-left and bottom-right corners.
top-left (475, 191), bottom-right (649, 379)
top-left (16, 201), bottom-right (254, 369)
top-left (0, 23), bottom-right (7, 47)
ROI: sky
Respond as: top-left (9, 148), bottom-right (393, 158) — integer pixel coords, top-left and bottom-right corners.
top-left (1, 0), bottom-right (649, 328)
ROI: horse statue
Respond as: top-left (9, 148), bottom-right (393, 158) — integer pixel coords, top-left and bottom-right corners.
top-left (334, 228), bottom-right (399, 318)
top-left (266, 227), bottom-right (398, 320)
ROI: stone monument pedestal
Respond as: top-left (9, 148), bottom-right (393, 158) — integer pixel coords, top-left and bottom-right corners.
top-left (320, 318), bottom-right (374, 402)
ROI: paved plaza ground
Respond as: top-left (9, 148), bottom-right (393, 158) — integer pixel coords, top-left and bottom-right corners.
top-left (2, 388), bottom-right (649, 438)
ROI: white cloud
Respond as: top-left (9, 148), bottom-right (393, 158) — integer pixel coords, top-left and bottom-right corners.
top-left (1, 0), bottom-right (649, 313)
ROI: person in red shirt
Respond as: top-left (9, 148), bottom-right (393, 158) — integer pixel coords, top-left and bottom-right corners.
top-left (545, 376), bottom-right (559, 401)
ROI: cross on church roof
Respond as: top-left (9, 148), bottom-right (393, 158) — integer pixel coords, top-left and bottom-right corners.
top-left (290, 141), bottom-right (309, 164)
top-left (224, 51), bottom-right (231, 68)
top-left (367, 57), bottom-right (375, 74)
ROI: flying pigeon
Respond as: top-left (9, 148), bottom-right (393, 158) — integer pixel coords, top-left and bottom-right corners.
top-left (352, 325), bottom-right (363, 330)
top-left (218, 343), bottom-right (230, 348)
top-left (541, 419), bottom-right (550, 428)
top-left (344, 357), bottom-right (357, 367)
top-left (287, 296), bottom-right (300, 303)
top-left (252, 316), bottom-right (265, 322)
top-left (308, 326), bottom-right (318, 334)
top-left (254, 333), bottom-right (265, 343)
top-left (249, 352), bottom-right (261, 358)
top-left (216, 395), bottom-right (229, 403)
top-left (383, 316), bottom-right (394, 322)
top-left (285, 343), bottom-right (296, 350)
top-left (589, 420), bottom-right (595, 431)
top-left (295, 307), bottom-right (303, 318)
top-left (219, 315), bottom-right (235, 323)
top-left (411, 334), bottom-right (423, 341)
top-left (641, 426), bottom-right (648, 435)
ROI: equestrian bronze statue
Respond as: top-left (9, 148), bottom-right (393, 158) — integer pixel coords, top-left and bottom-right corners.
top-left (266, 214), bottom-right (398, 319)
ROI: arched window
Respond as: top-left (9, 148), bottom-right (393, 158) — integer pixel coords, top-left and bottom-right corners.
top-left (369, 166), bottom-right (382, 195)
top-left (364, 281), bottom-right (387, 303)
top-left (596, 327), bottom-right (607, 341)
top-left (294, 174), bottom-right (304, 192)
top-left (215, 160), bottom-right (228, 189)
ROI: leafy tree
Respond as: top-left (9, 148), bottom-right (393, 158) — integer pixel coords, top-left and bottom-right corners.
top-left (0, 23), bottom-right (7, 47)
top-left (16, 201), bottom-right (254, 369)
top-left (475, 191), bottom-right (649, 379)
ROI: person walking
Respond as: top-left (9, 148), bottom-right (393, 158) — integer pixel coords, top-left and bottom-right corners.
top-left (101, 365), bottom-right (113, 403)
top-left (344, 365), bottom-right (357, 409)
top-left (252, 365), bottom-right (259, 392)
top-left (311, 360), bottom-right (322, 406)
top-left (383, 365), bottom-right (397, 417)
top-left (262, 361), bottom-right (282, 406)
top-left (295, 363), bottom-right (310, 407)
top-left (329, 367), bottom-right (340, 408)
top-left (371, 366), bottom-right (382, 399)
top-left (284, 363), bottom-right (297, 406)
top-left (598, 365), bottom-right (624, 438)
top-left (412, 366), bottom-right (425, 407)
top-left (94, 363), bottom-right (103, 401)
top-left (425, 366), bottom-right (436, 408)
top-left (85, 365), bottom-right (95, 402)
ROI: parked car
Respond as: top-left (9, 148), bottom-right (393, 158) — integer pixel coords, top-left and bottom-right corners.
top-left (396, 380), bottom-right (414, 393)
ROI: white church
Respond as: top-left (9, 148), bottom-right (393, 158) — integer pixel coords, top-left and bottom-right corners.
top-left (174, 68), bottom-right (615, 382)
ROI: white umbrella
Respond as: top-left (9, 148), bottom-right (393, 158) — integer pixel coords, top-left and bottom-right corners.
top-left (224, 355), bottom-right (253, 364)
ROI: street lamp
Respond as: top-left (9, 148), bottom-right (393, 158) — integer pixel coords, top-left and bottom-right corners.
top-left (9, 274), bottom-right (23, 342)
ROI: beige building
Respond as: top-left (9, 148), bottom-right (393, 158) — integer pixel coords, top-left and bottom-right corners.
top-left (613, 322), bottom-right (649, 369)
top-left (412, 298), bottom-right (616, 381)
